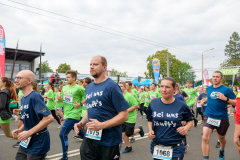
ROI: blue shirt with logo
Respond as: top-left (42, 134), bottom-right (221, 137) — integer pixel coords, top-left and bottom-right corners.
top-left (147, 98), bottom-right (192, 158)
top-left (20, 91), bottom-right (51, 155)
top-left (85, 78), bottom-right (130, 146)
top-left (205, 85), bottom-right (236, 120)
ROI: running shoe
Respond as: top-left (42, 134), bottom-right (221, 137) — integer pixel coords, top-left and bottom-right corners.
top-left (185, 144), bottom-right (189, 153)
top-left (12, 141), bottom-right (20, 148)
top-left (57, 125), bottom-right (62, 129)
top-left (73, 135), bottom-right (83, 141)
top-left (122, 146), bottom-right (132, 153)
top-left (216, 141), bottom-right (220, 148)
top-left (138, 126), bottom-right (144, 137)
top-left (130, 137), bottom-right (135, 143)
top-left (218, 149), bottom-right (225, 160)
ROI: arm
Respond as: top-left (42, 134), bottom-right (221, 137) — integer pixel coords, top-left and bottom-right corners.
top-left (17, 114), bottom-right (54, 141)
top-left (74, 111), bottom-right (89, 135)
top-left (127, 105), bottom-right (138, 112)
top-left (86, 109), bottom-right (128, 131)
top-left (176, 120), bottom-right (193, 135)
top-left (217, 92), bottom-right (236, 106)
top-left (148, 121), bottom-right (155, 140)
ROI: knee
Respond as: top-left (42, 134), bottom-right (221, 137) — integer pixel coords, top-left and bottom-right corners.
top-left (218, 137), bottom-right (226, 143)
top-left (59, 130), bottom-right (64, 138)
top-left (202, 135), bottom-right (210, 143)
top-left (126, 130), bottom-right (133, 137)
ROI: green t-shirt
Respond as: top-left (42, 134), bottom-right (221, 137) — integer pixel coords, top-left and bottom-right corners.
top-left (18, 90), bottom-right (24, 109)
top-left (46, 89), bottom-right (55, 110)
top-left (61, 84), bottom-right (85, 120)
top-left (132, 89), bottom-right (138, 96)
top-left (139, 91), bottom-right (146, 104)
top-left (124, 92), bottom-right (138, 123)
top-left (127, 90), bottom-right (140, 103)
top-left (148, 90), bottom-right (161, 101)
top-left (144, 91), bottom-right (150, 107)
top-left (81, 103), bottom-right (87, 118)
top-left (9, 99), bottom-right (17, 108)
top-left (183, 88), bottom-right (198, 106)
top-left (54, 92), bottom-right (63, 108)
top-left (157, 88), bottom-right (162, 97)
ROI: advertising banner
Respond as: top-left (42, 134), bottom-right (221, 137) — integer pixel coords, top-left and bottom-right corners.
top-left (232, 74), bottom-right (235, 86)
top-left (204, 69), bottom-right (209, 86)
top-left (152, 58), bottom-right (160, 83)
top-left (218, 69), bottom-right (239, 75)
top-left (0, 25), bottom-right (5, 77)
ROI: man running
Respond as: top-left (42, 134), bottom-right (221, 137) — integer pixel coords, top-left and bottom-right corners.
top-left (201, 71), bottom-right (236, 160)
top-left (58, 70), bottom-right (85, 160)
top-left (118, 82), bottom-right (144, 153)
top-left (74, 55), bottom-right (129, 160)
top-left (148, 83), bottom-right (161, 101)
top-left (12, 70), bottom-right (54, 160)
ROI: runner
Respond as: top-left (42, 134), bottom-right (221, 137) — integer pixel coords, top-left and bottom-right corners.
top-left (196, 87), bottom-right (204, 122)
top-left (58, 70), bottom-right (85, 160)
top-left (228, 85), bottom-right (237, 115)
top-left (0, 77), bottom-right (17, 138)
top-left (173, 83), bottom-right (185, 101)
top-left (73, 77), bottom-right (92, 141)
top-left (139, 86), bottom-right (146, 119)
top-left (77, 79), bottom-right (84, 86)
top-left (12, 70), bottom-right (53, 160)
top-left (43, 82), bottom-right (61, 128)
top-left (148, 83), bottom-right (161, 101)
top-left (132, 84), bottom-right (138, 96)
top-left (183, 80), bottom-right (198, 127)
top-left (54, 86), bottom-right (64, 123)
top-left (74, 55), bottom-right (129, 160)
top-left (147, 77), bottom-right (193, 160)
top-left (118, 81), bottom-right (144, 153)
top-left (201, 71), bottom-right (236, 160)
top-left (143, 86), bottom-right (151, 118)
top-left (198, 86), bottom-right (207, 122)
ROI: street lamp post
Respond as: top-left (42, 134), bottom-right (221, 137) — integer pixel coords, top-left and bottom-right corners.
top-left (202, 48), bottom-right (214, 88)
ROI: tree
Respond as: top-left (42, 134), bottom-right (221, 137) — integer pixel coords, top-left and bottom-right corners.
top-left (111, 69), bottom-right (128, 77)
top-left (56, 63), bottom-right (71, 73)
top-left (39, 60), bottom-right (53, 73)
top-left (221, 32), bottom-right (240, 85)
top-left (144, 50), bottom-right (196, 84)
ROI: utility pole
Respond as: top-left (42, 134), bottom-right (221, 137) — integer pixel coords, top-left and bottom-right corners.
top-left (11, 39), bottom-right (19, 80)
top-left (167, 52), bottom-right (169, 77)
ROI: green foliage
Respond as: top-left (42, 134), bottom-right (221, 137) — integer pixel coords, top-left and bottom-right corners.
top-left (144, 50), bottom-right (196, 84)
top-left (221, 32), bottom-right (240, 85)
top-left (111, 69), bottom-right (128, 77)
top-left (56, 63), bottom-right (71, 73)
top-left (38, 60), bottom-right (53, 73)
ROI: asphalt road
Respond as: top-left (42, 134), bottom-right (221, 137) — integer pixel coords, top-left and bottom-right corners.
top-left (0, 112), bottom-right (239, 160)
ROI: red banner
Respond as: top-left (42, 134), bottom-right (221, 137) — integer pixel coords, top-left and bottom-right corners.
top-left (0, 25), bottom-right (5, 77)
top-left (204, 69), bottom-right (209, 86)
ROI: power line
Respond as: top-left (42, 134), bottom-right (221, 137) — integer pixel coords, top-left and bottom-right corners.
top-left (1, 1), bottom-right (209, 57)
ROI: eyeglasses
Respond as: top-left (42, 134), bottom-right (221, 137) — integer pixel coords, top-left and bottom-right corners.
top-left (14, 77), bottom-right (30, 81)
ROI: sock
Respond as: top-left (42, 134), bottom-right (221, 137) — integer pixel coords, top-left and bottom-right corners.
top-left (203, 156), bottom-right (209, 160)
top-left (220, 147), bottom-right (224, 151)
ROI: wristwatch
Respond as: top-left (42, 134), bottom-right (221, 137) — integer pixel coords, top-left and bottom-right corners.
top-left (226, 97), bottom-right (229, 102)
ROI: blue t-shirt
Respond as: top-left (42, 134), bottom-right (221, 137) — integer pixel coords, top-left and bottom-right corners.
top-left (173, 93), bottom-right (184, 101)
top-left (205, 85), bottom-right (236, 120)
top-left (20, 91), bottom-right (51, 155)
top-left (85, 78), bottom-right (130, 146)
top-left (198, 93), bottom-right (207, 112)
top-left (147, 98), bottom-right (192, 158)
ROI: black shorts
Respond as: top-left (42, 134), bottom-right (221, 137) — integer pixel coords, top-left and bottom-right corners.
top-left (15, 147), bottom-right (46, 160)
top-left (203, 116), bottom-right (230, 136)
top-left (80, 137), bottom-right (121, 160)
top-left (121, 122), bottom-right (135, 137)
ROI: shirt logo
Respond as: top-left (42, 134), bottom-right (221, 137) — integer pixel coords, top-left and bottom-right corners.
top-left (38, 108), bottom-right (47, 113)
top-left (210, 91), bottom-right (218, 99)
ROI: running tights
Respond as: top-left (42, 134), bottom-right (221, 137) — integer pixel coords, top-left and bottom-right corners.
top-left (50, 110), bottom-right (61, 125)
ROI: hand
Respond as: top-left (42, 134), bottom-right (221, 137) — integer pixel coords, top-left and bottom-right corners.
top-left (200, 100), bottom-right (205, 106)
top-left (234, 137), bottom-right (239, 148)
top-left (18, 131), bottom-right (31, 141)
top-left (176, 126), bottom-right (188, 135)
top-left (217, 92), bottom-right (227, 101)
top-left (73, 102), bottom-right (81, 108)
top-left (148, 130), bottom-right (156, 140)
top-left (11, 101), bottom-right (15, 104)
top-left (86, 119), bottom-right (103, 131)
top-left (55, 100), bottom-right (59, 102)
top-left (42, 95), bottom-right (46, 98)
top-left (13, 109), bottom-right (19, 116)
top-left (74, 122), bottom-right (82, 135)
top-left (12, 129), bottom-right (20, 139)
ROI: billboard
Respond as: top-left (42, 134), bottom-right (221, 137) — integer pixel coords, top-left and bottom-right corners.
top-left (0, 25), bottom-right (5, 77)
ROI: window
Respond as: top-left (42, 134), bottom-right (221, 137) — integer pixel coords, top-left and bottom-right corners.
top-left (5, 63), bottom-right (19, 71)
top-left (20, 64), bottom-right (30, 70)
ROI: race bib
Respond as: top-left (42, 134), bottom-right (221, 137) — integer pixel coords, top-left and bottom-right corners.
top-left (63, 95), bottom-right (73, 104)
top-left (150, 94), bottom-right (155, 99)
top-left (153, 145), bottom-right (173, 160)
top-left (86, 128), bottom-right (102, 140)
top-left (207, 117), bottom-right (221, 127)
top-left (20, 137), bottom-right (32, 148)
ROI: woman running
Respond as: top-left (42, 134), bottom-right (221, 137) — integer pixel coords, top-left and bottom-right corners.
top-left (139, 86), bottom-right (146, 118)
top-left (43, 82), bottom-right (61, 128)
top-left (0, 77), bottom-right (17, 138)
top-left (147, 77), bottom-right (193, 160)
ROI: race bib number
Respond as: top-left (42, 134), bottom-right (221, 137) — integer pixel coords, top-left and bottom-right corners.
top-left (20, 137), bottom-right (32, 148)
top-left (207, 117), bottom-right (221, 127)
top-left (63, 95), bottom-right (73, 104)
top-left (86, 128), bottom-right (102, 140)
top-left (153, 145), bottom-right (173, 160)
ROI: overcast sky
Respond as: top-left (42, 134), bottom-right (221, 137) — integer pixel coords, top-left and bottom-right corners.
top-left (1, 0), bottom-right (240, 80)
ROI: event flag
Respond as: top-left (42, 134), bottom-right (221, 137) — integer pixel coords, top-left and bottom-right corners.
top-left (204, 69), bottom-right (209, 86)
top-left (152, 58), bottom-right (160, 83)
top-left (232, 74), bottom-right (235, 86)
top-left (0, 25), bottom-right (6, 77)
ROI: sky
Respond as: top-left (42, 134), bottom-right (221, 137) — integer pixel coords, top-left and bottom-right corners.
top-left (1, 0), bottom-right (240, 80)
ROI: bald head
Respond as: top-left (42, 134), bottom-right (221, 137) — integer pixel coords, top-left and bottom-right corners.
top-left (93, 55), bottom-right (107, 66)
top-left (18, 70), bottom-right (35, 83)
